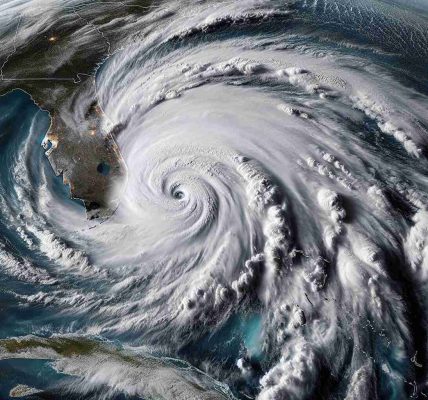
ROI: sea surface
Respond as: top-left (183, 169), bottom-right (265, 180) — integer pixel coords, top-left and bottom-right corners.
top-left (1, 0), bottom-right (428, 399)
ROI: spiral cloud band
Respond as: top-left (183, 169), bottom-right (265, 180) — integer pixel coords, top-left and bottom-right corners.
top-left (0, 0), bottom-right (428, 399)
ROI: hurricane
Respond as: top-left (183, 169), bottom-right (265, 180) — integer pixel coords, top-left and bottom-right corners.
top-left (0, 0), bottom-right (428, 399)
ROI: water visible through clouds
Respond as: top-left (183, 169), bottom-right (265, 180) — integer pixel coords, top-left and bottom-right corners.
top-left (0, 0), bottom-right (428, 399)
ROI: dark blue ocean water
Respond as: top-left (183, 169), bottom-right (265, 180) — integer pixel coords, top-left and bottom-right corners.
top-left (0, 0), bottom-right (427, 399)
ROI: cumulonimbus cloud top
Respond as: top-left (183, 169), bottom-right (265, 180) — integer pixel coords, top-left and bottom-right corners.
top-left (0, 0), bottom-right (427, 399)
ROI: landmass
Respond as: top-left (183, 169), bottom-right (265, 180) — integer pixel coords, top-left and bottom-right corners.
top-left (0, 1), bottom-right (151, 218)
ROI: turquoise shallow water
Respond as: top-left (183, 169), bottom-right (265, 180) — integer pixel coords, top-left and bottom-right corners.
top-left (1, 0), bottom-right (428, 399)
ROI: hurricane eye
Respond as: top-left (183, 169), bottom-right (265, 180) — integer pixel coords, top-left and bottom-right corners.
top-left (173, 190), bottom-right (184, 200)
